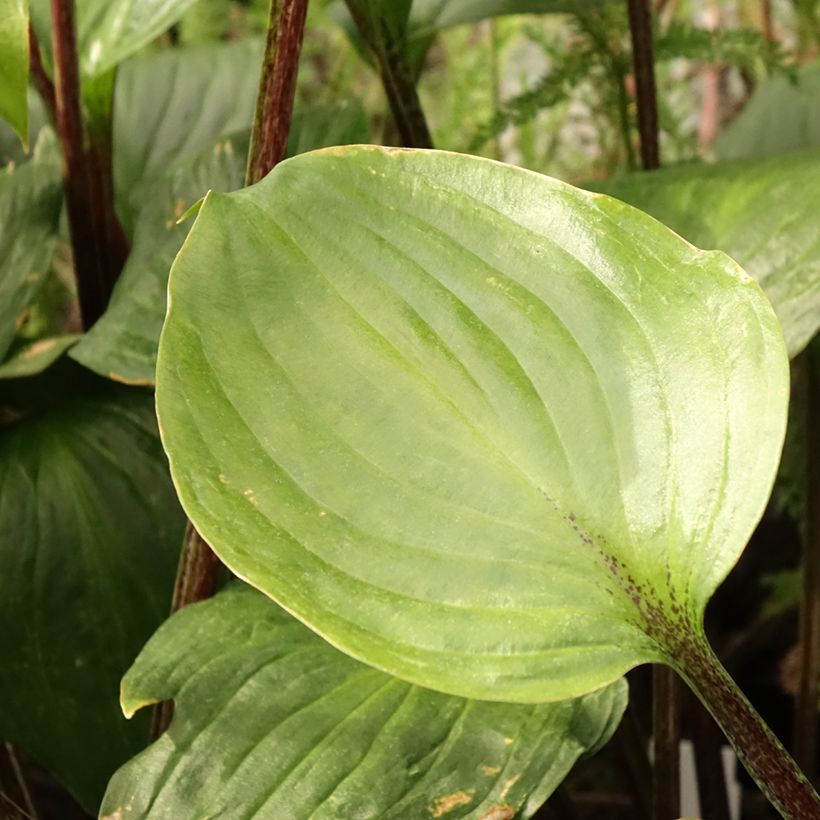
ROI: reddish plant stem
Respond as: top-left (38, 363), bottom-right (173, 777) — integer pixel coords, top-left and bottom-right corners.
top-left (626, 0), bottom-right (660, 170)
top-left (652, 666), bottom-right (681, 820)
top-left (679, 638), bottom-right (820, 819)
top-left (50, 0), bottom-right (127, 328)
top-left (690, 690), bottom-right (731, 820)
top-left (614, 702), bottom-right (653, 819)
top-left (152, 523), bottom-right (222, 739)
top-left (246, 0), bottom-right (309, 185)
top-left (28, 25), bottom-right (56, 123)
top-left (794, 349), bottom-right (820, 778)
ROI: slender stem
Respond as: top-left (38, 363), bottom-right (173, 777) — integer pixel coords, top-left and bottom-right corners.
top-left (761, 0), bottom-right (774, 41)
top-left (690, 689), bottom-right (731, 820)
top-left (246, 0), bottom-right (309, 185)
top-left (344, 1), bottom-right (433, 149)
top-left (677, 638), bottom-right (820, 819)
top-left (151, 522), bottom-right (222, 738)
top-left (613, 59), bottom-right (638, 170)
top-left (27, 25), bottom-right (56, 123)
top-left (794, 348), bottom-right (820, 777)
top-left (51, 0), bottom-right (128, 328)
top-left (652, 666), bottom-right (681, 820)
top-left (0, 743), bottom-right (39, 820)
top-left (626, 0), bottom-right (660, 170)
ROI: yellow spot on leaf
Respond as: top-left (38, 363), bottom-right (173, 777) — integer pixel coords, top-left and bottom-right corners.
top-left (21, 338), bottom-right (56, 358)
top-left (499, 774), bottom-right (520, 800)
top-left (319, 510), bottom-right (327, 517)
top-left (480, 807), bottom-right (515, 820)
top-left (502, 737), bottom-right (513, 745)
top-left (481, 765), bottom-right (501, 776)
top-left (430, 791), bottom-right (473, 817)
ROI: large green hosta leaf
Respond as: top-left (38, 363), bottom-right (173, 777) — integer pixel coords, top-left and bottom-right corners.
top-left (0, 131), bottom-right (62, 362)
top-left (30, 0), bottom-right (203, 76)
top-left (0, 0), bottom-right (29, 145)
top-left (0, 384), bottom-right (183, 809)
top-left (101, 584), bottom-right (626, 820)
top-left (590, 150), bottom-right (820, 357)
top-left (156, 147), bottom-right (788, 703)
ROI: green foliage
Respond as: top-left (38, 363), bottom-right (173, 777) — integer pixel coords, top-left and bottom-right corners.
top-left (590, 150), bottom-right (820, 357)
top-left (156, 146), bottom-right (787, 705)
top-left (0, 0), bottom-right (30, 146)
top-left (0, 383), bottom-right (183, 809)
top-left (101, 583), bottom-right (627, 819)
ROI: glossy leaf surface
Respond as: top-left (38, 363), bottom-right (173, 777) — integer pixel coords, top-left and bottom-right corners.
top-left (0, 132), bottom-right (62, 361)
top-left (156, 147), bottom-right (788, 702)
top-left (30, 0), bottom-right (203, 76)
top-left (101, 584), bottom-right (627, 820)
top-left (591, 150), bottom-right (820, 357)
top-left (0, 0), bottom-right (29, 145)
top-left (0, 384), bottom-right (183, 808)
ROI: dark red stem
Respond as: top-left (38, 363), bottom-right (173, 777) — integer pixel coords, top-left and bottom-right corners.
top-left (28, 25), bottom-right (57, 123)
top-left (626, 0), bottom-right (660, 170)
top-left (246, 0), bottom-right (309, 185)
top-left (652, 666), bottom-right (681, 819)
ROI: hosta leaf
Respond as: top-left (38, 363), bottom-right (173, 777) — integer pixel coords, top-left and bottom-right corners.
top-left (30, 0), bottom-right (203, 76)
top-left (0, 130), bottom-right (62, 362)
top-left (714, 62), bottom-right (820, 160)
top-left (113, 38), bottom-right (262, 223)
top-left (72, 133), bottom-right (249, 384)
top-left (0, 384), bottom-right (183, 809)
top-left (101, 584), bottom-right (627, 820)
top-left (590, 150), bottom-right (820, 357)
top-left (74, 103), bottom-right (369, 385)
top-left (0, 0), bottom-right (29, 146)
top-left (155, 147), bottom-right (788, 702)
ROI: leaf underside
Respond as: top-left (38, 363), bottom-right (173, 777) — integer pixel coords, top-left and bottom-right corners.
top-left (156, 146), bottom-right (788, 703)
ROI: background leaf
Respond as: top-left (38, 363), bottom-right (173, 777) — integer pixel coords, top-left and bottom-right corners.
top-left (112, 38), bottom-right (263, 225)
top-left (715, 62), bottom-right (820, 160)
top-left (155, 147), bottom-right (788, 703)
top-left (101, 583), bottom-right (627, 820)
top-left (0, 0), bottom-right (29, 146)
top-left (0, 334), bottom-right (80, 379)
top-left (30, 0), bottom-right (204, 76)
top-left (589, 149), bottom-right (820, 357)
top-left (0, 130), bottom-right (62, 362)
top-left (0, 382), bottom-right (183, 809)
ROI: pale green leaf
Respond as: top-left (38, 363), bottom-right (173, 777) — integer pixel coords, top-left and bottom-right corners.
top-left (0, 0), bottom-right (29, 146)
top-left (155, 147), bottom-right (788, 702)
top-left (0, 129), bottom-right (62, 362)
top-left (0, 384), bottom-right (184, 809)
top-left (715, 62), bottom-right (820, 160)
top-left (589, 150), bottom-right (820, 357)
top-left (112, 38), bottom-right (263, 223)
top-left (30, 0), bottom-right (204, 76)
top-left (101, 583), bottom-right (627, 820)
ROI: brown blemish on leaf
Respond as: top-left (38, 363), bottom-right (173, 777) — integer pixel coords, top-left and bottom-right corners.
top-left (107, 372), bottom-right (155, 387)
top-left (481, 764), bottom-right (501, 776)
top-left (21, 338), bottom-right (57, 358)
top-left (430, 791), bottom-right (474, 817)
top-left (480, 807), bottom-right (515, 820)
top-left (499, 774), bottom-right (520, 800)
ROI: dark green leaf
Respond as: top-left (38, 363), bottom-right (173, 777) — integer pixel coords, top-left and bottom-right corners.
top-left (590, 150), bottom-right (820, 357)
top-left (0, 384), bottom-right (183, 809)
top-left (155, 147), bottom-right (788, 702)
top-left (0, 334), bottom-right (80, 379)
top-left (101, 584), bottom-right (627, 819)
top-left (0, 130), bottom-right (62, 362)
